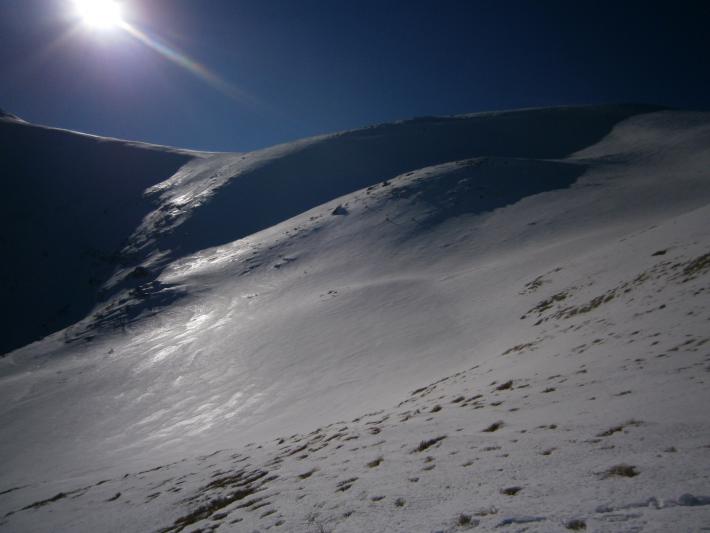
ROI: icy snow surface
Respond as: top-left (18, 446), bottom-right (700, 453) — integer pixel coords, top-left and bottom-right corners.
top-left (1, 105), bottom-right (709, 532)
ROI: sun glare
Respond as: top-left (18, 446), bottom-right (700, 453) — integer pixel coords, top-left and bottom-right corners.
top-left (74, 0), bottom-right (123, 29)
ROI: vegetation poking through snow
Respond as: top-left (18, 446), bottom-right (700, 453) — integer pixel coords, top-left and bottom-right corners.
top-left (413, 436), bottom-right (447, 453)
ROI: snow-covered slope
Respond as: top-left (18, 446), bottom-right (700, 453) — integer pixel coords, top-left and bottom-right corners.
top-left (1, 106), bottom-right (709, 532)
top-left (106, 105), bottom-right (657, 278)
top-left (2, 105), bottom-right (651, 355)
top-left (0, 113), bottom-right (199, 354)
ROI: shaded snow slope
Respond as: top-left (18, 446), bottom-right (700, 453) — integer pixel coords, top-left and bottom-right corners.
top-left (118, 105), bottom-right (657, 267)
top-left (1, 107), bottom-right (709, 532)
top-left (0, 115), bottom-right (199, 354)
top-left (2, 105), bottom-right (654, 355)
top-left (75, 105), bottom-right (660, 342)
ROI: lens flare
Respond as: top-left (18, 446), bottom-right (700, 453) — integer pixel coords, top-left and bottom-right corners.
top-left (74, 0), bottom-right (123, 29)
top-left (69, 1), bottom-right (266, 110)
top-left (120, 23), bottom-right (256, 105)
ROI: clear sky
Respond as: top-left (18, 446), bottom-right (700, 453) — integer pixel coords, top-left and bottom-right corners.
top-left (1, 0), bottom-right (709, 152)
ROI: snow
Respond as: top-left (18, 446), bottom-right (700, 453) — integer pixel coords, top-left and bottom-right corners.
top-left (0, 113), bottom-right (200, 354)
top-left (1, 105), bottom-right (709, 532)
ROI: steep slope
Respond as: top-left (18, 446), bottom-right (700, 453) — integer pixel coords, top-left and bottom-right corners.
top-left (0, 107), bottom-right (709, 532)
top-left (70, 105), bottom-right (660, 342)
top-left (0, 114), bottom-right (198, 354)
top-left (113, 105), bottom-right (658, 273)
top-left (1, 105), bottom-right (654, 355)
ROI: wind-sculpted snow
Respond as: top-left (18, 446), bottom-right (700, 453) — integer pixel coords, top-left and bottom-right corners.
top-left (0, 106), bottom-right (709, 532)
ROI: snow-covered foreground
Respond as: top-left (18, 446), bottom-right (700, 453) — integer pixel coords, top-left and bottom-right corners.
top-left (1, 106), bottom-right (709, 532)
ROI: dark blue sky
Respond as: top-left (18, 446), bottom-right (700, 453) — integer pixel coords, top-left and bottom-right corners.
top-left (1, 0), bottom-right (709, 152)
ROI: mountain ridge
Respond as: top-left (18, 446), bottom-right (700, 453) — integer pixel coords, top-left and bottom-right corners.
top-left (1, 103), bottom-right (656, 355)
top-left (0, 104), bottom-right (708, 532)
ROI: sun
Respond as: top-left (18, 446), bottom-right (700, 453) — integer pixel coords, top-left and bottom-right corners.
top-left (74, 0), bottom-right (124, 29)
